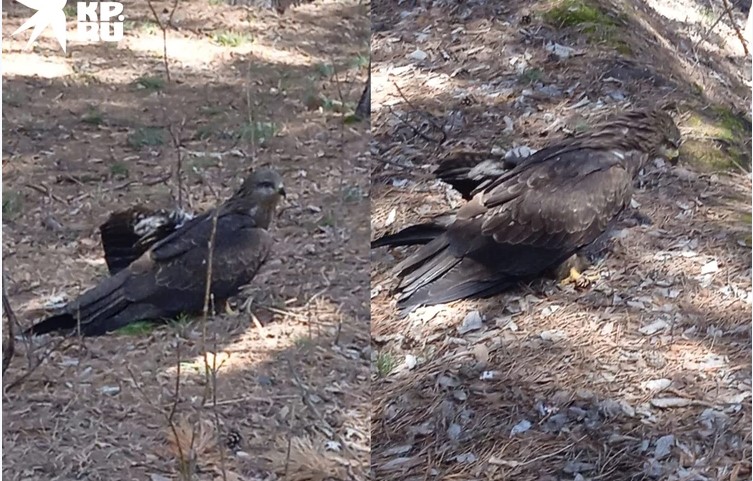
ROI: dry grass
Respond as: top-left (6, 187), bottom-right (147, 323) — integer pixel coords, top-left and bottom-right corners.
top-left (370, 0), bottom-right (750, 479)
top-left (2, 1), bottom-right (370, 480)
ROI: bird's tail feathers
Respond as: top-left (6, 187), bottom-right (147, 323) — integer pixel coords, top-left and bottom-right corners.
top-left (371, 214), bottom-right (455, 249)
top-left (24, 313), bottom-right (74, 336)
top-left (372, 223), bottom-right (445, 248)
top-left (100, 209), bottom-right (151, 274)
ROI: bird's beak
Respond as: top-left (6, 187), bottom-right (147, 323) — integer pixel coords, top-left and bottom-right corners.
top-left (278, 187), bottom-right (287, 198)
top-left (659, 144), bottom-right (681, 165)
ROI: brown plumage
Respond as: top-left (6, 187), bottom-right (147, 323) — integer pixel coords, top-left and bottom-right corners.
top-left (99, 206), bottom-right (194, 275)
top-left (373, 109), bottom-right (681, 312)
top-left (26, 168), bottom-right (286, 336)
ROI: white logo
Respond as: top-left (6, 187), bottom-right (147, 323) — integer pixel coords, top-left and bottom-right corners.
top-left (77, 2), bottom-right (125, 43)
top-left (12, 1), bottom-right (125, 53)
top-left (12, 0), bottom-right (67, 52)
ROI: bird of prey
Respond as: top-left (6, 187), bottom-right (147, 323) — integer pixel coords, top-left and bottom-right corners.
top-left (26, 168), bottom-right (286, 336)
top-left (372, 109), bottom-right (681, 312)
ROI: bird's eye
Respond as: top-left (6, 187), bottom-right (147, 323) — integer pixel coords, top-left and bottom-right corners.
top-left (258, 181), bottom-right (275, 189)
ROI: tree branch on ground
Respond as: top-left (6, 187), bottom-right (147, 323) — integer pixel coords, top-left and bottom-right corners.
top-left (721, 0), bottom-right (749, 55)
top-left (391, 81), bottom-right (447, 147)
top-left (695, 0), bottom-right (747, 54)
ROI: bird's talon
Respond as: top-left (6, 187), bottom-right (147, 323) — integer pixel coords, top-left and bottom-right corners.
top-left (224, 301), bottom-right (238, 317)
top-left (561, 267), bottom-right (598, 289)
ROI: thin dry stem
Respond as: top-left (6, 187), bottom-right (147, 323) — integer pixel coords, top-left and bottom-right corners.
top-left (199, 189), bottom-right (227, 480)
top-left (146, 0), bottom-right (180, 82)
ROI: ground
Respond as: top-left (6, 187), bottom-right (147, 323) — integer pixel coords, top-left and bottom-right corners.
top-left (2, 1), bottom-right (370, 480)
top-left (371, 0), bottom-right (751, 480)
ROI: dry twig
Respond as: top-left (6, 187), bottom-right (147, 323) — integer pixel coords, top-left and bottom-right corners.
top-left (392, 81), bottom-right (447, 145)
top-left (695, 0), bottom-right (747, 54)
top-left (146, 0), bottom-right (180, 82)
top-left (167, 118), bottom-right (188, 210)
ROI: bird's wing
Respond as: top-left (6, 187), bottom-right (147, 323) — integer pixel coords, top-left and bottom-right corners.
top-left (434, 151), bottom-right (508, 199)
top-left (470, 148), bottom-right (635, 252)
top-left (394, 147), bottom-right (639, 308)
top-left (148, 211), bottom-right (217, 262)
top-left (99, 206), bottom-right (195, 274)
top-left (371, 213), bottom-right (456, 248)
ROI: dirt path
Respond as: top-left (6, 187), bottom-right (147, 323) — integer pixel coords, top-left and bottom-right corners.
top-left (3, 1), bottom-right (370, 480)
top-left (371, 0), bottom-right (751, 479)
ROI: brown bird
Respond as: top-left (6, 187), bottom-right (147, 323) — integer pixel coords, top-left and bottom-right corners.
top-left (26, 168), bottom-right (286, 336)
top-left (372, 109), bottom-right (681, 312)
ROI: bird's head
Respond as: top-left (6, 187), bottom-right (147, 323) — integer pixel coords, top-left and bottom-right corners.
top-left (241, 167), bottom-right (286, 201)
top-left (651, 110), bottom-right (682, 164)
top-left (230, 168), bottom-right (286, 226)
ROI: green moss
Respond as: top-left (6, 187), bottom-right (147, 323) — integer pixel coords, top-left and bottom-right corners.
top-left (110, 162), bottom-right (129, 177)
top-left (351, 53), bottom-right (370, 69)
top-left (116, 321), bottom-right (156, 335)
top-left (81, 107), bottom-right (104, 125)
top-left (376, 351), bottom-right (396, 378)
top-left (612, 40), bottom-right (632, 55)
top-left (544, 0), bottom-right (615, 28)
top-left (518, 67), bottom-right (543, 85)
top-left (680, 139), bottom-right (744, 171)
top-left (134, 75), bottom-right (165, 91)
top-left (237, 121), bottom-right (278, 146)
top-left (294, 335), bottom-right (314, 348)
top-left (2, 190), bottom-right (23, 220)
top-left (212, 31), bottom-right (252, 47)
top-left (682, 109), bottom-right (751, 171)
top-left (314, 62), bottom-right (335, 78)
top-left (342, 185), bottom-right (365, 203)
top-left (713, 107), bottom-right (748, 141)
top-left (544, 0), bottom-right (628, 52)
top-left (127, 127), bottom-right (165, 149)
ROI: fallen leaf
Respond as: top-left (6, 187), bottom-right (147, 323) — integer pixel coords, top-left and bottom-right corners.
top-left (654, 434), bottom-right (674, 460)
top-left (701, 260), bottom-right (719, 275)
top-left (510, 419), bottom-right (531, 436)
top-left (651, 397), bottom-right (692, 408)
top-left (458, 310), bottom-right (483, 334)
top-left (639, 319), bottom-right (669, 335)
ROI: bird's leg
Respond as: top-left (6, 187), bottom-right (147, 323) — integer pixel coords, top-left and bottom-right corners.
top-left (560, 266), bottom-right (599, 289)
top-left (240, 295), bottom-right (255, 314)
top-left (218, 299), bottom-right (238, 317)
top-left (239, 296), bottom-right (263, 330)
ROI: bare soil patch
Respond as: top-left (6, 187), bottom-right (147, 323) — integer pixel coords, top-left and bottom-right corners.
top-left (3, 1), bottom-right (370, 480)
top-left (371, 0), bottom-right (750, 479)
